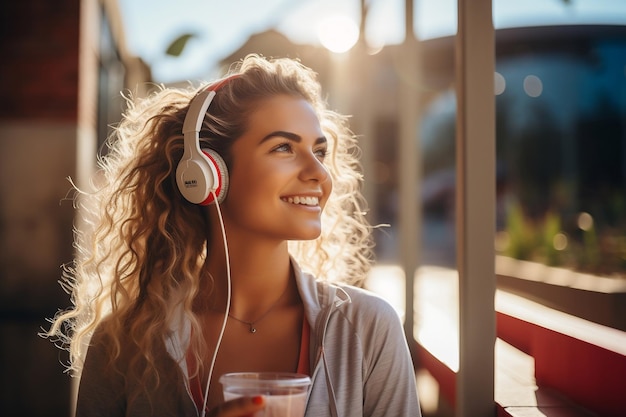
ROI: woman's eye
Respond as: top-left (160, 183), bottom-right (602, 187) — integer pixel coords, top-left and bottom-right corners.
top-left (271, 142), bottom-right (326, 160)
top-left (273, 143), bottom-right (293, 153)
top-left (315, 148), bottom-right (328, 160)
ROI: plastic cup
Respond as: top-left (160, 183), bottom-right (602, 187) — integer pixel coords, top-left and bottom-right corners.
top-left (219, 372), bottom-right (311, 417)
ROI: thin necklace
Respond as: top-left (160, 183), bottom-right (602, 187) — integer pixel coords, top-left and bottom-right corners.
top-left (228, 283), bottom-right (290, 334)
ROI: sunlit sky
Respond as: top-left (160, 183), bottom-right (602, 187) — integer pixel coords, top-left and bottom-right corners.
top-left (118, 0), bottom-right (626, 83)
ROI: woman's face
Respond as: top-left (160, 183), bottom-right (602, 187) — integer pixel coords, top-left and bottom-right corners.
top-left (222, 94), bottom-right (332, 241)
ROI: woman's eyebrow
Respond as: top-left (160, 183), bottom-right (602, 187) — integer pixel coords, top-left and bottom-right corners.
top-left (260, 130), bottom-right (327, 145)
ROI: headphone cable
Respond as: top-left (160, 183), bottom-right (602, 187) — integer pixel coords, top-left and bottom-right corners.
top-left (200, 191), bottom-right (231, 417)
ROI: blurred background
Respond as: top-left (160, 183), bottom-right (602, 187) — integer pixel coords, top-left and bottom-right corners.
top-left (1, 0), bottom-right (625, 416)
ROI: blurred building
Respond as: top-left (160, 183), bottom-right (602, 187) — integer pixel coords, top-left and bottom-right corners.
top-left (0, 0), bottom-right (149, 416)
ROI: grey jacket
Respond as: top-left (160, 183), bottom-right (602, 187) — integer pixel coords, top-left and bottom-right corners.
top-left (76, 260), bottom-right (421, 416)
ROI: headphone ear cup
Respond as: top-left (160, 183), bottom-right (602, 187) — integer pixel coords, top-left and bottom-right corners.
top-left (200, 148), bottom-right (229, 205)
top-left (176, 147), bottom-right (228, 205)
top-left (176, 150), bottom-right (216, 204)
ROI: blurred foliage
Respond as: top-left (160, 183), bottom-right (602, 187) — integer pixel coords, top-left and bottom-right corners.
top-left (500, 201), bottom-right (626, 278)
top-left (542, 210), bottom-right (562, 267)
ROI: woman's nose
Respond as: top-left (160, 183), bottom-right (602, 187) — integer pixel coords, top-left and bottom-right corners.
top-left (299, 152), bottom-right (330, 183)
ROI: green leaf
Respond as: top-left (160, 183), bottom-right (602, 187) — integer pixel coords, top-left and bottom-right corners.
top-left (165, 33), bottom-right (197, 57)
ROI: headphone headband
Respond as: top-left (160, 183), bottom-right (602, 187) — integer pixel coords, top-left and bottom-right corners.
top-left (182, 74), bottom-right (241, 141)
top-left (176, 74), bottom-right (239, 205)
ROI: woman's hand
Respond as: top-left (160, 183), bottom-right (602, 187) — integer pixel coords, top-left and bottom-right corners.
top-left (206, 396), bottom-right (265, 417)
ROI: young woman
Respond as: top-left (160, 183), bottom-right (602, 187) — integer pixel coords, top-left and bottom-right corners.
top-left (46, 55), bottom-right (420, 417)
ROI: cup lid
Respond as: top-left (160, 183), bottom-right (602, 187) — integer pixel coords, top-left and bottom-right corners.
top-left (219, 372), bottom-right (311, 388)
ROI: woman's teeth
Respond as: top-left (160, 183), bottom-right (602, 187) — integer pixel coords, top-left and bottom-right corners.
top-left (282, 196), bottom-right (319, 206)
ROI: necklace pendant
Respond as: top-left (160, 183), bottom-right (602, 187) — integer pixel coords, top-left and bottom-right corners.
top-left (249, 325), bottom-right (257, 334)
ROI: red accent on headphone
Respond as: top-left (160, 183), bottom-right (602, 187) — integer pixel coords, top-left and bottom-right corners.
top-left (197, 74), bottom-right (239, 206)
top-left (206, 73), bottom-right (240, 93)
top-left (199, 151), bottom-right (223, 206)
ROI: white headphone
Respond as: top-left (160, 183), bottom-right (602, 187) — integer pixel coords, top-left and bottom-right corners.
top-left (176, 77), bottom-right (239, 416)
top-left (176, 77), bottom-right (237, 205)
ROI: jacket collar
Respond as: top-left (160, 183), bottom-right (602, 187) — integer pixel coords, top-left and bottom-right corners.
top-left (290, 256), bottom-right (351, 334)
top-left (164, 257), bottom-right (352, 375)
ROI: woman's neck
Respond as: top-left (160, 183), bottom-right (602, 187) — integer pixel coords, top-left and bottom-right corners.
top-left (204, 235), bottom-right (294, 316)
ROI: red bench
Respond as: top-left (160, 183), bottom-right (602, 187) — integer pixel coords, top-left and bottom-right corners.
top-left (414, 290), bottom-right (626, 417)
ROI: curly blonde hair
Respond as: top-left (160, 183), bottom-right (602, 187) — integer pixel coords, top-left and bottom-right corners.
top-left (45, 54), bottom-right (373, 391)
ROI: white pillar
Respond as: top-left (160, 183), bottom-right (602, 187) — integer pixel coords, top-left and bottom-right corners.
top-left (399, 0), bottom-right (422, 341)
top-left (455, 0), bottom-right (496, 415)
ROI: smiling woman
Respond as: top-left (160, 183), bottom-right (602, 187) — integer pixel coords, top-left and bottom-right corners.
top-left (44, 54), bottom-right (421, 417)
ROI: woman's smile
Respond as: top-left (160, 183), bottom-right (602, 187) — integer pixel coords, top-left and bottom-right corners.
top-left (280, 195), bottom-right (320, 207)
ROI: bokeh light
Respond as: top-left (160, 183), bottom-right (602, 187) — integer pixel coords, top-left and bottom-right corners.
top-left (495, 71), bottom-right (506, 95)
top-left (578, 212), bottom-right (594, 231)
top-left (317, 14), bottom-right (360, 53)
top-left (523, 74), bottom-right (543, 97)
top-left (553, 233), bottom-right (568, 251)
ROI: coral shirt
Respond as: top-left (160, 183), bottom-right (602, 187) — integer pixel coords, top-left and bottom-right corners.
top-left (187, 319), bottom-right (311, 413)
